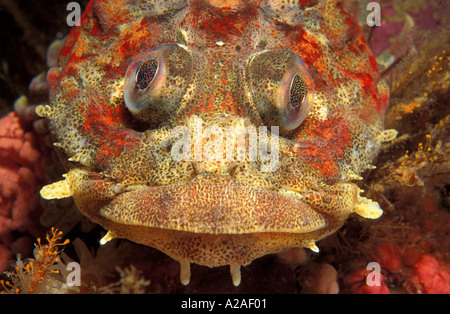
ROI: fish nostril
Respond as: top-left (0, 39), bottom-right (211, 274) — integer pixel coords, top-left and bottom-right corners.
top-left (191, 161), bottom-right (203, 175)
top-left (160, 138), bottom-right (172, 152)
top-left (226, 161), bottom-right (239, 175)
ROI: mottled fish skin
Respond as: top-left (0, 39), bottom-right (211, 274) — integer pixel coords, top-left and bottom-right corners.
top-left (37, 0), bottom-right (396, 285)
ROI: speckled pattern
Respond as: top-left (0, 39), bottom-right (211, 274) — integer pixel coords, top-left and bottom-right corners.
top-left (36, 0), bottom-right (395, 285)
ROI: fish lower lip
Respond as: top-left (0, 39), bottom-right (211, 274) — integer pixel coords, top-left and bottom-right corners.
top-left (96, 174), bottom-right (328, 235)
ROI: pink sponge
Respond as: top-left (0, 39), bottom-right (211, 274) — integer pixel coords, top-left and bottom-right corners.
top-left (412, 254), bottom-right (450, 294)
top-left (375, 243), bottom-right (403, 273)
top-left (0, 112), bottom-right (46, 272)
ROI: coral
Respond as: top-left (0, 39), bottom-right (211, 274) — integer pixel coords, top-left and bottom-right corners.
top-left (374, 243), bottom-right (403, 273)
top-left (296, 262), bottom-right (339, 294)
top-left (352, 0), bottom-right (447, 69)
top-left (347, 242), bottom-right (450, 294)
top-left (317, 17), bottom-right (449, 294)
top-left (356, 26), bottom-right (449, 294)
top-left (98, 265), bottom-right (151, 294)
top-left (408, 254), bottom-right (450, 294)
top-left (385, 45), bottom-right (449, 121)
top-left (311, 263), bottom-right (339, 294)
top-left (0, 228), bottom-right (74, 294)
top-left (343, 268), bottom-right (390, 294)
top-left (60, 237), bottom-right (137, 292)
top-left (0, 111), bottom-right (47, 273)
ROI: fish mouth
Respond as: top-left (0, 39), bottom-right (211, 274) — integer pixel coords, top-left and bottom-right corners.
top-left (40, 167), bottom-right (382, 269)
top-left (98, 173), bottom-right (329, 235)
top-left (41, 168), bottom-right (381, 236)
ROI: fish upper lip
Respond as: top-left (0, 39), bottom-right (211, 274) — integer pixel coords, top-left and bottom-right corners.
top-left (97, 173), bottom-right (331, 235)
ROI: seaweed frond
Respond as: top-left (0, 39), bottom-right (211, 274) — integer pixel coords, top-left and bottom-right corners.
top-left (1, 227), bottom-right (73, 294)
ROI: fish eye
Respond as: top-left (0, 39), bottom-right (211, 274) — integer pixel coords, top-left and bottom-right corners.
top-left (124, 46), bottom-right (167, 114)
top-left (124, 44), bottom-right (193, 128)
top-left (245, 49), bottom-right (315, 133)
top-left (279, 54), bottom-right (314, 131)
top-left (135, 59), bottom-right (159, 91)
top-left (290, 74), bottom-right (307, 109)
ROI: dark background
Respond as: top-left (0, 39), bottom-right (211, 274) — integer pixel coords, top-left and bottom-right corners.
top-left (0, 0), bottom-right (89, 116)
